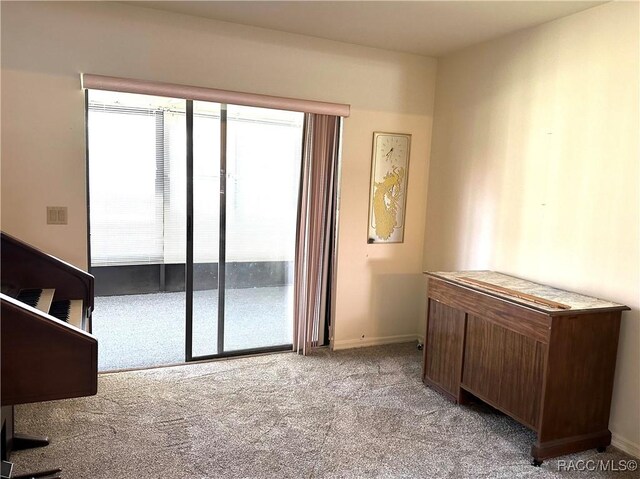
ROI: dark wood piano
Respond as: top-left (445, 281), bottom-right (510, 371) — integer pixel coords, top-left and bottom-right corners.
top-left (1, 232), bottom-right (98, 475)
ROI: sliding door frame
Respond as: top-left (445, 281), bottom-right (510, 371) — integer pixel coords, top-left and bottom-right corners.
top-left (217, 105), bottom-right (227, 356)
top-left (85, 89), bottom-right (92, 272)
top-left (184, 102), bottom-right (293, 362)
top-left (185, 100), bottom-right (194, 360)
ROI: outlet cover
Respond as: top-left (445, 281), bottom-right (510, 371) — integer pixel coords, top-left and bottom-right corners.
top-left (47, 206), bottom-right (68, 225)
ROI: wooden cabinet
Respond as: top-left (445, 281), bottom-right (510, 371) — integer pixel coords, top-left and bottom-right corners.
top-left (462, 314), bottom-right (545, 429)
top-left (423, 300), bottom-right (465, 400)
top-left (422, 271), bottom-right (629, 464)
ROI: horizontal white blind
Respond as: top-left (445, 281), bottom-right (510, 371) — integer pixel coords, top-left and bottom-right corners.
top-left (82, 74), bottom-right (351, 117)
top-left (88, 90), bottom-right (188, 267)
top-left (88, 103), bottom-right (167, 266)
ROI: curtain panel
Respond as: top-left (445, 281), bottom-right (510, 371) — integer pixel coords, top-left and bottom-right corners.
top-left (294, 114), bottom-right (341, 355)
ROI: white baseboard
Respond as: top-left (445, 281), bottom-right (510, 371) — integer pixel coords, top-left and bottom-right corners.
top-left (612, 433), bottom-right (640, 458)
top-left (332, 334), bottom-right (420, 350)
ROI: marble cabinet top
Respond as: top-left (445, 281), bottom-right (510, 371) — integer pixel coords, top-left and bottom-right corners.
top-left (425, 270), bottom-right (628, 314)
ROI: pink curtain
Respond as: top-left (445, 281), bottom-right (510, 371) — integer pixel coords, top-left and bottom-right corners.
top-left (294, 114), bottom-right (341, 355)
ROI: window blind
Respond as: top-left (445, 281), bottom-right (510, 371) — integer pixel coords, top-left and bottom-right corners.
top-left (89, 104), bottom-right (166, 266)
top-left (88, 95), bottom-right (187, 266)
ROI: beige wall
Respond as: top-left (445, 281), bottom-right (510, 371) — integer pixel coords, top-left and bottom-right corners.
top-left (0, 2), bottom-right (436, 346)
top-left (334, 108), bottom-right (433, 348)
top-left (424, 2), bottom-right (639, 456)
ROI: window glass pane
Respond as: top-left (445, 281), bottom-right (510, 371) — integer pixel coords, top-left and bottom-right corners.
top-left (192, 101), bottom-right (221, 357)
top-left (88, 90), bottom-right (187, 370)
top-left (224, 105), bottom-right (303, 351)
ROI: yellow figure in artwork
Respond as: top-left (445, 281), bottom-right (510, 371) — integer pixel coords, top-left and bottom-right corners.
top-left (372, 166), bottom-right (405, 240)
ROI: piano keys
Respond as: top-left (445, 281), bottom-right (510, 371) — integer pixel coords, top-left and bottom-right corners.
top-left (15, 288), bottom-right (54, 314)
top-left (12, 288), bottom-right (85, 330)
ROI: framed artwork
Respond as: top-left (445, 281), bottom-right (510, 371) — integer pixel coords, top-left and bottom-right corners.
top-left (367, 132), bottom-right (411, 244)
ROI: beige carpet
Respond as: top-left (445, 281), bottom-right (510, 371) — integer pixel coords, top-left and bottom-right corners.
top-left (11, 343), bottom-right (637, 478)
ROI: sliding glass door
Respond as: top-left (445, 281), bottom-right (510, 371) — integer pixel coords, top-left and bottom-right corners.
top-left (187, 102), bottom-right (303, 360)
top-left (223, 105), bottom-right (302, 352)
top-left (88, 91), bottom-right (302, 368)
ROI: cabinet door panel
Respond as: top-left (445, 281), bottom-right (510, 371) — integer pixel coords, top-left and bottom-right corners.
top-left (462, 315), bottom-right (545, 429)
top-left (424, 299), bottom-right (466, 399)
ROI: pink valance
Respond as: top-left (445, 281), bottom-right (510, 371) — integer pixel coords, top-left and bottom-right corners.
top-left (81, 74), bottom-right (350, 117)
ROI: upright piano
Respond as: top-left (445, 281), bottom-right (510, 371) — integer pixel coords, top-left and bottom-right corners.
top-left (1, 232), bottom-right (98, 470)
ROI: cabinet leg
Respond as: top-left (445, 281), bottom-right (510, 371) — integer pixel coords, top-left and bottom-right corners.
top-left (12, 468), bottom-right (61, 479)
top-left (531, 459), bottom-right (543, 467)
top-left (12, 434), bottom-right (49, 451)
top-left (597, 446), bottom-right (607, 453)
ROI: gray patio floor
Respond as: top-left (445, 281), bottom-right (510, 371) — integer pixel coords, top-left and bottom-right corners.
top-left (92, 286), bottom-right (293, 371)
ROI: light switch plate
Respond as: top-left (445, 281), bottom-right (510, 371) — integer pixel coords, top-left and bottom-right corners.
top-left (47, 206), bottom-right (68, 225)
